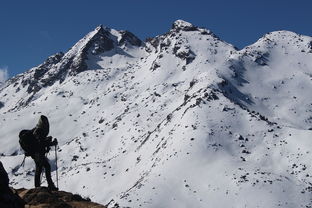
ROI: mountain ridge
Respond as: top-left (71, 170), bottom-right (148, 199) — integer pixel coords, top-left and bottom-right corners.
top-left (1, 20), bottom-right (312, 208)
top-left (3, 20), bottom-right (311, 90)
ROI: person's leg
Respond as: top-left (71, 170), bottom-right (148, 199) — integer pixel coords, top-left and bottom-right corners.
top-left (33, 157), bottom-right (43, 187)
top-left (42, 157), bottom-right (58, 190)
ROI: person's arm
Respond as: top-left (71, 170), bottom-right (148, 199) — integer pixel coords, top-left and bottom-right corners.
top-left (34, 127), bottom-right (58, 147)
top-left (46, 136), bottom-right (58, 146)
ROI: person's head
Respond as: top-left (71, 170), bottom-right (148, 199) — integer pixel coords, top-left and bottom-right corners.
top-left (35, 115), bottom-right (50, 137)
top-left (39, 115), bottom-right (49, 124)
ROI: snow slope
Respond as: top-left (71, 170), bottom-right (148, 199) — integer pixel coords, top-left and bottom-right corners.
top-left (1, 20), bottom-right (312, 208)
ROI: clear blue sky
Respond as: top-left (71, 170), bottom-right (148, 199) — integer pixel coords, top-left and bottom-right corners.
top-left (0, 0), bottom-right (311, 78)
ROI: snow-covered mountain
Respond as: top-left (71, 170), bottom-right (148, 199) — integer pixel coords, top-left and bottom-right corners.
top-left (1, 20), bottom-right (312, 208)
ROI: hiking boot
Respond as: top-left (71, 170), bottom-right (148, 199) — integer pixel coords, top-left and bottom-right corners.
top-left (48, 184), bottom-right (58, 191)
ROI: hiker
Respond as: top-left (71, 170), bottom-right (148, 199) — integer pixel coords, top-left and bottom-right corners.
top-left (19, 115), bottom-right (58, 191)
top-left (0, 161), bottom-right (25, 208)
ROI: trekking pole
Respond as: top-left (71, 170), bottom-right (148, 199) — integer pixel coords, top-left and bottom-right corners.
top-left (55, 144), bottom-right (59, 189)
top-left (20, 155), bottom-right (26, 167)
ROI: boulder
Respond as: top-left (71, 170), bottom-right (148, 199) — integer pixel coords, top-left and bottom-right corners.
top-left (0, 161), bottom-right (25, 208)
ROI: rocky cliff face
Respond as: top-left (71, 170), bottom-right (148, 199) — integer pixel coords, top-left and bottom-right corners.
top-left (1, 20), bottom-right (312, 208)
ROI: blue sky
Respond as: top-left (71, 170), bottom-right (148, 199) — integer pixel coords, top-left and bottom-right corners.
top-left (0, 0), bottom-right (311, 79)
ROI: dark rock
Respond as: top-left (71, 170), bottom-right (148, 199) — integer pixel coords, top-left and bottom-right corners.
top-left (160, 39), bottom-right (171, 49)
top-left (189, 80), bottom-right (196, 88)
top-left (0, 161), bottom-right (9, 193)
top-left (150, 61), bottom-right (160, 71)
top-left (174, 47), bottom-right (196, 65)
top-left (22, 52), bottom-right (64, 94)
top-left (242, 150), bottom-right (251, 154)
top-left (99, 118), bottom-right (105, 124)
top-left (146, 37), bottom-right (161, 49)
top-left (171, 20), bottom-right (198, 32)
top-left (238, 135), bottom-right (244, 140)
top-left (196, 98), bottom-right (202, 105)
top-left (0, 161), bottom-right (25, 208)
top-left (184, 94), bottom-right (190, 102)
top-left (206, 91), bottom-right (219, 101)
top-left (71, 194), bottom-right (85, 201)
top-left (166, 114), bottom-right (173, 121)
top-left (112, 123), bottom-right (118, 129)
top-left (33, 53), bottom-right (64, 80)
top-left (308, 41), bottom-right (312, 53)
top-left (119, 30), bottom-right (142, 47)
top-left (153, 92), bottom-right (161, 97)
top-left (17, 187), bottom-right (106, 208)
top-left (186, 55), bottom-right (195, 65)
top-left (72, 155), bottom-right (79, 162)
top-left (254, 52), bottom-right (269, 66)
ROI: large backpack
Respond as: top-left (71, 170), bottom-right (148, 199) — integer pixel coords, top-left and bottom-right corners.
top-left (19, 129), bottom-right (38, 156)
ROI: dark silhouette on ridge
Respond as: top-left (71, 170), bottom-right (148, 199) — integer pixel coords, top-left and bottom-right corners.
top-left (19, 115), bottom-right (58, 191)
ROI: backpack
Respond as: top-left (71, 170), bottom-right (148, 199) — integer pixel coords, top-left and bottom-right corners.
top-left (19, 129), bottom-right (38, 156)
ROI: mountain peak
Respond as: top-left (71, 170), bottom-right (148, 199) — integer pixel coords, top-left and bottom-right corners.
top-left (243, 30), bottom-right (312, 53)
top-left (172, 19), bottom-right (193, 28)
top-left (171, 19), bottom-right (197, 31)
top-left (93, 24), bottom-right (110, 35)
top-left (95, 24), bottom-right (103, 31)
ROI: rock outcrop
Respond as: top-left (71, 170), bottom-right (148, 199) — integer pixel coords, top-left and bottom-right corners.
top-left (17, 187), bottom-right (106, 208)
top-left (2, 161), bottom-right (105, 208)
top-left (0, 161), bottom-right (25, 208)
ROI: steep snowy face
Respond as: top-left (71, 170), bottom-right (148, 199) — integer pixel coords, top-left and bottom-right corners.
top-left (221, 31), bottom-right (312, 130)
top-left (1, 21), bottom-right (312, 208)
top-left (0, 25), bottom-right (144, 112)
